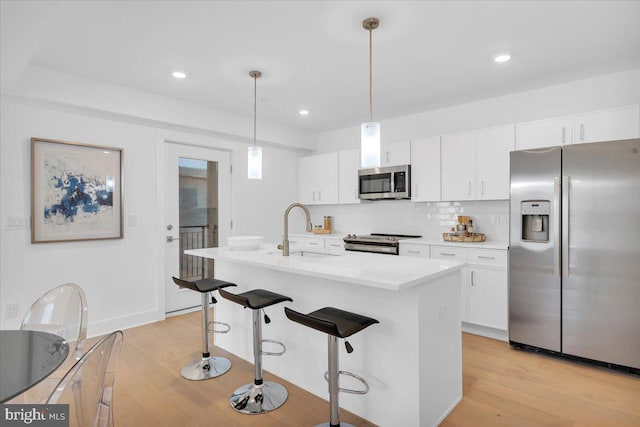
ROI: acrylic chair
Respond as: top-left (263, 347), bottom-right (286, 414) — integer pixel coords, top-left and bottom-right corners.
top-left (47, 330), bottom-right (124, 427)
top-left (12, 283), bottom-right (89, 403)
top-left (21, 283), bottom-right (88, 362)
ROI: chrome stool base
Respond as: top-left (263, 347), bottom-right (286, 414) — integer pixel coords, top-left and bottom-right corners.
top-left (181, 355), bottom-right (231, 381)
top-left (229, 381), bottom-right (288, 414)
top-left (315, 424), bottom-right (355, 427)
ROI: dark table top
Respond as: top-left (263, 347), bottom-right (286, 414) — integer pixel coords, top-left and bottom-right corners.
top-left (0, 329), bottom-right (70, 403)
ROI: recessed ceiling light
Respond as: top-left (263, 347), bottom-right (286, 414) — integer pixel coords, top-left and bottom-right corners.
top-left (299, 109), bottom-right (310, 116)
top-left (172, 71), bottom-right (187, 79)
top-left (493, 53), bottom-right (511, 63)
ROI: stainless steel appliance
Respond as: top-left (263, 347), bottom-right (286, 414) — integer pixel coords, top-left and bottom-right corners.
top-left (509, 139), bottom-right (640, 371)
top-left (343, 233), bottom-right (421, 255)
top-left (358, 165), bottom-right (411, 200)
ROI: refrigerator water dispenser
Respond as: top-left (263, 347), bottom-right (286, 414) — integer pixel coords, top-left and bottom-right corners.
top-left (521, 201), bottom-right (550, 242)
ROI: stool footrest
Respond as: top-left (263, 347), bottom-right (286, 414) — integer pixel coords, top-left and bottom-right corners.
top-left (324, 370), bottom-right (370, 395)
top-left (208, 320), bottom-right (231, 334)
top-left (261, 339), bottom-right (286, 356)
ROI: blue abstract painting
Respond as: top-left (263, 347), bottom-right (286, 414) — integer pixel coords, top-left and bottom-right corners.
top-left (43, 166), bottom-right (114, 222)
top-left (32, 138), bottom-right (122, 242)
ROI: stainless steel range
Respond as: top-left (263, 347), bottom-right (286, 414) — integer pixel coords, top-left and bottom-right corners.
top-left (343, 233), bottom-right (421, 255)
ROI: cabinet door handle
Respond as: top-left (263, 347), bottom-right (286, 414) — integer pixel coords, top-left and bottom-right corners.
top-left (386, 151), bottom-right (390, 163)
top-left (414, 185), bottom-right (419, 198)
top-left (312, 191), bottom-right (316, 202)
top-left (354, 188), bottom-right (358, 200)
top-left (468, 181), bottom-right (472, 197)
top-left (477, 256), bottom-right (495, 260)
top-left (481, 180), bottom-right (485, 196)
top-left (471, 271), bottom-right (475, 286)
top-left (580, 123), bottom-right (585, 141)
top-left (561, 126), bottom-right (566, 144)
top-left (439, 253), bottom-right (456, 257)
top-left (318, 190), bottom-right (322, 201)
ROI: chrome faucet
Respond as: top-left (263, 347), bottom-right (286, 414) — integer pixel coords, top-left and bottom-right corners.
top-left (280, 202), bottom-right (312, 256)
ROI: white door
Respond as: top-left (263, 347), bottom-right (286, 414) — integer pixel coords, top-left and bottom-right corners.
top-left (164, 142), bottom-right (231, 314)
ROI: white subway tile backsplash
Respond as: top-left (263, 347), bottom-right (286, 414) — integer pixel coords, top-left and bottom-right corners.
top-left (303, 200), bottom-right (509, 242)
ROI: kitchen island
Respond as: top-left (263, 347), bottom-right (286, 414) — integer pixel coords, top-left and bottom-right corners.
top-left (185, 245), bottom-right (465, 427)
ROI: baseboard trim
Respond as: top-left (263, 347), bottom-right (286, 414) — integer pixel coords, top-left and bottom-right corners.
top-left (462, 322), bottom-right (508, 342)
top-left (87, 309), bottom-right (163, 338)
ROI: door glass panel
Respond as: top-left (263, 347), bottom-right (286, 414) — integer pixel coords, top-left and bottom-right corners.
top-left (178, 157), bottom-right (218, 281)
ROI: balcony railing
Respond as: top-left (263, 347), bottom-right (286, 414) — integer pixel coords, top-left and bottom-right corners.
top-left (179, 225), bottom-right (217, 281)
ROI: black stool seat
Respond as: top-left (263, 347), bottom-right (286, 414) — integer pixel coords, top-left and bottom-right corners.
top-left (219, 288), bottom-right (292, 309)
top-left (173, 277), bottom-right (237, 293)
top-left (285, 307), bottom-right (379, 338)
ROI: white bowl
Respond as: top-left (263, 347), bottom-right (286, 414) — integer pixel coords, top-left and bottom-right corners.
top-left (227, 236), bottom-right (264, 250)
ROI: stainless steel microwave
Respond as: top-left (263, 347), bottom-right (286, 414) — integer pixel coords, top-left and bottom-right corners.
top-left (358, 165), bottom-right (411, 200)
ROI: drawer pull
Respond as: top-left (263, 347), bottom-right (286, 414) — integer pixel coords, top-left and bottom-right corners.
top-left (439, 253), bottom-right (456, 257)
top-left (407, 250), bottom-right (421, 254)
top-left (477, 256), bottom-right (495, 260)
top-left (329, 244), bottom-right (341, 247)
top-left (308, 242), bottom-right (320, 246)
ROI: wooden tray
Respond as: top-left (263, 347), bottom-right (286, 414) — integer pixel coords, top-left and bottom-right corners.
top-left (312, 229), bottom-right (332, 234)
top-left (442, 232), bottom-right (486, 242)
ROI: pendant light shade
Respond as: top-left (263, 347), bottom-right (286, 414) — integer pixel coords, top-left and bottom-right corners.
top-left (247, 146), bottom-right (262, 179)
top-left (361, 122), bottom-right (380, 168)
top-left (248, 70), bottom-right (263, 180)
top-left (361, 17), bottom-right (381, 168)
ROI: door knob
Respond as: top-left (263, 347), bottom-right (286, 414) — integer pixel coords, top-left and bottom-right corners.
top-left (166, 236), bottom-right (179, 242)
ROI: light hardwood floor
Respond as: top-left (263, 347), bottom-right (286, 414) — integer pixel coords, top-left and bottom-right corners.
top-left (113, 311), bottom-right (640, 426)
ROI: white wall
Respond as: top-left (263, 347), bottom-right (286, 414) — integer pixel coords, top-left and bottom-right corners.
top-left (0, 98), bottom-right (300, 334)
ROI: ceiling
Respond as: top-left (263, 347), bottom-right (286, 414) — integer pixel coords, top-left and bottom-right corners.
top-left (2, 1), bottom-right (640, 134)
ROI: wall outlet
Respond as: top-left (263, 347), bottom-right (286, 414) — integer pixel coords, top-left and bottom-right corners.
top-left (5, 216), bottom-right (30, 230)
top-left (438, 305), bottom-right (447, 320)
top-left (5, 302), bottom-right (18, 319)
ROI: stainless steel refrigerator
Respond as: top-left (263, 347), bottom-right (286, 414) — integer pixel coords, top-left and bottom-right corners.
top-left (509, 138), bottom-right (640, 371)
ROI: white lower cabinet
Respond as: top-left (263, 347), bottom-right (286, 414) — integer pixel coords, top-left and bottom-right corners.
top-left (467, 266), bottom-right (507, 330)
top-left (287, 234), bottom-right (345, 254)
top-left (399, 242), bottom-right (429, 257)
top-left (429, 245), bottom-right (508, 338)
top-left (325, 237), bottom-right (346, 254)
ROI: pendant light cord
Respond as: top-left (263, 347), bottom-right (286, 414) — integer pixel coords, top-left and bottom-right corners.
top-left (253, 74), bottom-right (257, 147)
top-left (368, 27), bottom-right (373, 122)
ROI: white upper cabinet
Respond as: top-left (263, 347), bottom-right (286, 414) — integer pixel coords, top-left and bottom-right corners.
top-left (410, 136), bottom-right (441, 202)
top-left (338, 149), bottom-right (360, 204)
top-left (476, 125), bottom-right (515, 200)
top-left (516, 105), bottom-right (640, 150)
top-left (381, 140), bottom-right (411, 166)
top-left (442, 125), bottom-right (513, 201)
top-left (441, 131), bottom-right (477, 201)
top-left (516, 116), bottom-right (572, 150)
top-left (573, 104), bottom-right (640, 144)
top-left (297, 152), bottom-right (339, 205)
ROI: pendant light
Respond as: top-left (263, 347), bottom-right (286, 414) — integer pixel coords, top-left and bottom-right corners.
top-left (247, 70), bottom-right (263, 180)
top-left (361, 17), bottom-right (380, 168)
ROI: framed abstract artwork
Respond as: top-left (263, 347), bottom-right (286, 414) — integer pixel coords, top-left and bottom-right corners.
top-left (31, 138), bottom-right (124, 243)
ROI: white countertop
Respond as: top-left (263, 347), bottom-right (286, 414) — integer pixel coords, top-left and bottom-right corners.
top-left (185, 244), bottom-right (464, 291)
top-left (399, 237), bottom-right (509, 250)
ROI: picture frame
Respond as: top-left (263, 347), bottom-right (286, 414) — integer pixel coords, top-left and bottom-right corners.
top-left (31, 138), bottom-right (124, 243)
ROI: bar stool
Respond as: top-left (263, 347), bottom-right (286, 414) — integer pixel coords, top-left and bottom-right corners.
top-left (219, 288), bottom-right (293, 414)
top-left (172, 277), bottom-right (236, 380)
top-left (285, 306), bottom-right (379, 427)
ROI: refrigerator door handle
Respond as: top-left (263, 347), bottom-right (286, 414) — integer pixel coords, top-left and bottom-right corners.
top-left (562, 176), bottom-right (570, 277)
top-left (554, 177), bottom-right (561, 277)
